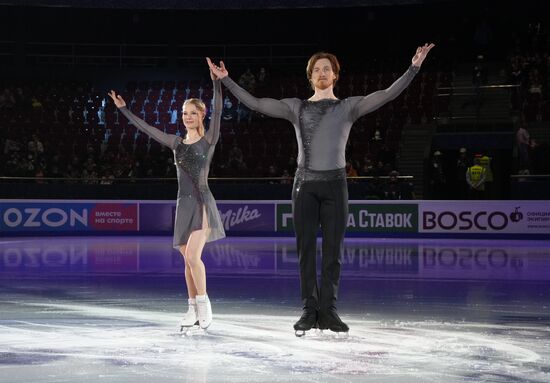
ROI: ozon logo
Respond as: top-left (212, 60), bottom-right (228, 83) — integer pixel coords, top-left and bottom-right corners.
top-left (423, 210), bottom-right (510, 231)
top-left (3, 208), bottom-right (88, 228)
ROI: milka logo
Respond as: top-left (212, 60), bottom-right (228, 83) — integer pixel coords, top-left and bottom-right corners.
top-left (220, 206), bottom-right (261, 230)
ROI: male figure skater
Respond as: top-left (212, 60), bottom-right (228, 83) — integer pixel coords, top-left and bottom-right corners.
top-left (208, 43), bottom-right (434, 335)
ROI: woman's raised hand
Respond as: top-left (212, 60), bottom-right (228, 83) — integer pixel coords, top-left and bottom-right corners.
top-left (107, 90), bottom-right (126, 108)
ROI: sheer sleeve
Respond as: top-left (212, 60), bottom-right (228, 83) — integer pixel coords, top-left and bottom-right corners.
top-left (205, 79), bottom-right (222, 145)
top-left (221, 76), bottom-right (296, 121)
top-left (349, 65), bottom-right (420, 121)
top-left (119, 107), bottom-right (180, 149)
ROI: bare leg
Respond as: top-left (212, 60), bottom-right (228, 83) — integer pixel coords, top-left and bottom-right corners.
top-left (179, 244), bottom-right (198, 299)
top-left (184, 207), bottom-right (211, 296)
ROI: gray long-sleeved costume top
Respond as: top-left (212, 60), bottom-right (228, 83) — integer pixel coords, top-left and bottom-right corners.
top-left (222, 65), bottom-right (419, 171)
top-left (119, 79), bottom-right (222, 198)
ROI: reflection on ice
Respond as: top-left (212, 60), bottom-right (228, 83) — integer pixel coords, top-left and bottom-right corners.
top-left (1, 236), bottom-right (550, 281)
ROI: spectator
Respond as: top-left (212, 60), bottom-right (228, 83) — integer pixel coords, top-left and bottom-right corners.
top-left (359, 159), bottom-right (375, 177)
top-left (455, 147), bottom-right (470, 199)
top-left (479, 153), bottom-right (494, 198)
top-left (528, 78), bottom-right (543, 96)
top-left (257, 67), bottom-right (268, 96)
top-left (280, 169), bottom-right (292, 184)
top-left (238, 68), bottom-right (256, 92)
top-left (346, 161), bottom-right (358, 178)
top-left (251, 161), bottom-right (265, 177)
top-left (516, 125), bottom-right (530, 172)
top-left (100, 170), bottom-right (115, 185)
top-left (378, 144), bottom-right (395, 169)
top-left (283, 156), bottom-right (296, 175)
top-left (473, 54), bottom-right (488, 87)
top-left (509, 61), bottom-right (524, 109)
top-left (228, 142), bottom-right (244, 172)
top-left (31, 97), bottom-right (43, 109)
top-left (48, 164), bottom-right (63, 179)
top-left (3, 137), bottom-right (20, 155)
top-left (34, 167), bottom-right (45, 184)
top-left (372, 160), bottom-right (386, 177)
top-left (0, 88), bottom-right (16, 109)
top-left (267, 164), bottom-right (278, 183)
top-left (257, 67), bottom-right (267, 84)
top-left (28, 134), bottom-right (44, 158)
top-left (381, 170), bottom-right (415, 200)
top-left (223, 96), bottom-right (234, 121)
top-left (466, 157), bottom-right (487, 199)
top-left (429, 150), bottom-right (446, 199)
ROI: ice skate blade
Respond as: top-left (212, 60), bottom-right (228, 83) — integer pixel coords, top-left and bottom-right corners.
top-left (182, 326), bottom-right (208, 337)
top-left (334, 331), bottom-right (349, 339)
top-left (295, 330), bottom-right (306, 337)
top-left (180, 320), bottom-right (199, 332)
top-left (320, 329), bottom-right (349, 339)
top-left (295, 328), bottom-right (322, 337)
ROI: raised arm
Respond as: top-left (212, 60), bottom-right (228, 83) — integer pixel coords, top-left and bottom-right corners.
top-left (349, 66), bottom-right (419, 120)
top-left (207, 57), bottom-right (295, 121)
top-left (108, 90), bottom-right (179, 150)
top-left (349, 43), bottom-right (435, 121)
top-left (205, 79), bottom-right (222, 145)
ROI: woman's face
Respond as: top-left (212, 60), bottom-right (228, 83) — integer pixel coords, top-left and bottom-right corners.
top-left (182, 103), bottom-right (204, 130)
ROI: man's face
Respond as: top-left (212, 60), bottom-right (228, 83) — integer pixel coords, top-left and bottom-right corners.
top-left (310, 58), bottom-right (337, 90)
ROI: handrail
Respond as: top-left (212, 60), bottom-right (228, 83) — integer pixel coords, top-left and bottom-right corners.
top-left (437, 84), bottom-right (520, 91)
top-left (0, 175), bottom-right (414, 182)
top-left (510, 174), bottom-right (550, 179)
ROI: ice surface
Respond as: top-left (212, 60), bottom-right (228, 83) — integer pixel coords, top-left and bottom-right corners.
top-left (1, 236), bottom-right (549, 382)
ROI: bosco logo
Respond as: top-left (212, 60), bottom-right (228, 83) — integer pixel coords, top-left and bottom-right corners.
top-left (423, 210), bottom-right (509, 231)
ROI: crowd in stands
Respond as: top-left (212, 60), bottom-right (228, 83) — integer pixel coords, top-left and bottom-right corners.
top-left (507, 20), bottom-right (550, 119)
top-left (3, 19), bottom-right (549, 199)
top-left (505, 20), bottom-right (550, 176)
top-left (0, 64), bottom-right (450, 198)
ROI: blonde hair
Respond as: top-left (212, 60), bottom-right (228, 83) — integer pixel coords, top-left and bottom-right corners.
top-left (183, 98), bottom-right (206, 137)
top-left (306, 52), bottom-right (341, 90)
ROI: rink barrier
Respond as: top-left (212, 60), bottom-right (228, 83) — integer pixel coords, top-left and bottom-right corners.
top-left (1, 199), bottom-right (549, 238)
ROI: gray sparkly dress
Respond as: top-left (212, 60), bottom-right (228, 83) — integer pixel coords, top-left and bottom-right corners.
top-left (119, 80), bottom-right (225, 248)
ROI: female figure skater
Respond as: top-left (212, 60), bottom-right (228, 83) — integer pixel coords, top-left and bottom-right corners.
top-left (208, 44), bottom-right (434, 336)
top-left (108, 64), bottom-right (225, 332)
